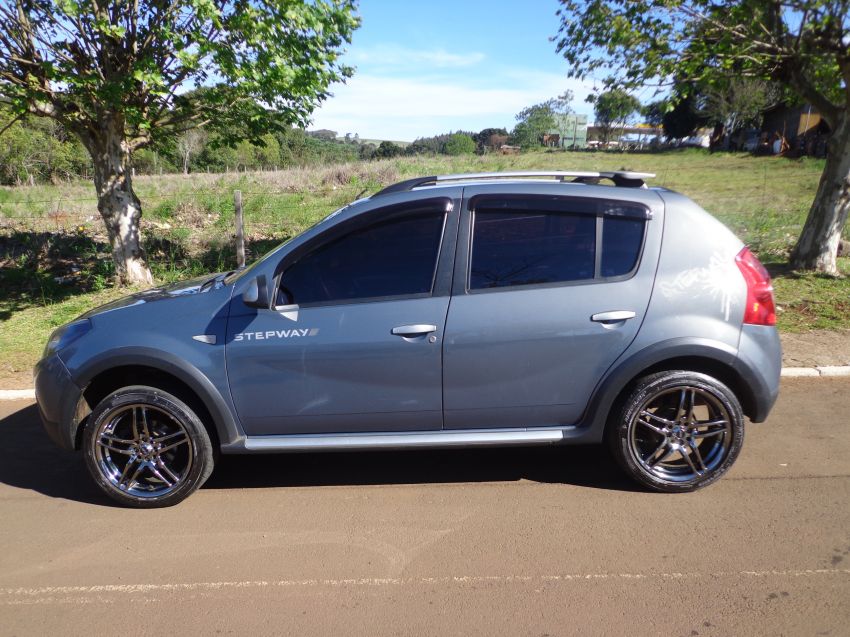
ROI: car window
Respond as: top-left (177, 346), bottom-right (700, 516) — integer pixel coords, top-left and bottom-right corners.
top-left (470, 210), bottom-right (596, 289)
top-left (278, 210), bottom-right (445, 305)
top-left (601, 216), bottom-right (645, 277)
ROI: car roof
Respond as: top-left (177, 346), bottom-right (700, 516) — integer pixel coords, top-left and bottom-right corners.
top-left (370, 171), bottom-right (656, 198)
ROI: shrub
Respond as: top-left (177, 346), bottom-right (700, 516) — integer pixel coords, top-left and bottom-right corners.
top-left (444, 133), bottom-right (476, 156)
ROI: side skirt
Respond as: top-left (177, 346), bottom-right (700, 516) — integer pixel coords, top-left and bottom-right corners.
top-left (224, 427), bottom-right (578, 453)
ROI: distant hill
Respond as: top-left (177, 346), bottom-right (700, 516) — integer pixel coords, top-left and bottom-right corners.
top-left (357, 138), bottom-right (412, 148)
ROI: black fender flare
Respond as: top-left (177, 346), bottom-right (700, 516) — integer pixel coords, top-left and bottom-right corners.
top-left (73, 347), bottom-right (244, 449)
top-left (579, 337), bottom-right (742, 442)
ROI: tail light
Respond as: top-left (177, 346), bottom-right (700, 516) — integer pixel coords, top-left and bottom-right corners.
top-left (735, 247), bottom-right (776, 326)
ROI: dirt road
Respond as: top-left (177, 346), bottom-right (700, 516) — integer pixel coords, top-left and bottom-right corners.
top-left (1, 378), bottom-right (848, 636)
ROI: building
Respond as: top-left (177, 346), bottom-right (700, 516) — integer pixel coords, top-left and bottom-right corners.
top-left (761, 104), bottom-right (829, 157)
top-left (547, 114), bottom-right (589, 149)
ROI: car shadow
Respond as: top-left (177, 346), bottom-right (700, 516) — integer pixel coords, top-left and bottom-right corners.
top-left (205, 445), bottom-right (640, 492)
top-left (0, 403), bottom-right (106, 505)
top-left (0, 403), bottom-right (640, 506)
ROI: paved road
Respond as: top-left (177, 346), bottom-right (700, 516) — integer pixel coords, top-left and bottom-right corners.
top-left (1, 378), bottom-right (848, 636)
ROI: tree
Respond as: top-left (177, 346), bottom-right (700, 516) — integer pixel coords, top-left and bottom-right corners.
top-left (309, 129), bottom-right (339, 142)
top-left (642, 100), bottom-right (668, 129)
top-left (662, 91), bottom-right (707, 140)
top-left (555, 1), bottom-right (850, 274)
top-left (0, 1), bottom-right (358, 283)
top-left (373, 141), bottom-right (403, 159)
top-left (444, 133), bottom-right (476, 155)
top-left (512, 92), bottom-right (574, 149)
top-left (176, 129), bottom-right (207, 175)
top-left (474, 127), bottom-right (508, 153)
top-left (588, 89), bottom-right (640, 144)
top-left (701, 78), bottom-right (781, 140)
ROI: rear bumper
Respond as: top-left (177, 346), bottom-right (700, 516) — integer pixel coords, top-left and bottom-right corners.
top-left (34, 354), bottom-right (85, 451)
top-left (734, 325), bottom-right (782, 422)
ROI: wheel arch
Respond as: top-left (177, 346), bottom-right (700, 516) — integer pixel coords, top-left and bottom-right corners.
top-left (581, 338), bottom-right (758, 441)
top-left (71, 349), bottom-right (243, 451)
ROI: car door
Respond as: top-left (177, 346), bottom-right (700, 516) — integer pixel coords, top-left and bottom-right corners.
top-left (226, 196), bottom-right (459, 436)
top-left (442, 185), bottom-right (663, 429)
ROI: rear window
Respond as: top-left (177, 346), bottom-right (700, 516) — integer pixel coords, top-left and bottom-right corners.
top-left (470, 211), bottom-right (596, 289)
top-left (469, 197), bottom-right (646, 290)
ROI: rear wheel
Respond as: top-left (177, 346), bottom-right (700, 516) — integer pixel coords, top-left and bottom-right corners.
top-left (607, 371), bottom-right (744, 492)
top-left (83, 386), bottom-right (214, 508)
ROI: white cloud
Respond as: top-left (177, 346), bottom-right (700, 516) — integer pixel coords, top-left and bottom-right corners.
top-left (311, 72), bottom-right (596, 141)
top-left (349, 45), bottom-right (486, 69)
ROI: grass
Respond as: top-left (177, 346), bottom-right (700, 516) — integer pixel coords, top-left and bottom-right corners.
top-left (1, 148), bottom-right (848, 385)
top-left (767, 259), bottom-right (850, 331)
top-left (0, 287), bottom-right (131, 384)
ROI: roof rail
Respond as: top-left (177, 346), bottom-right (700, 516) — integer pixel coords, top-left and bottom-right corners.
top-left (372, 170), bottom-right (656, 197)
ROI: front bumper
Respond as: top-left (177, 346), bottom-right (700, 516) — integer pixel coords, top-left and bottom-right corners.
top-left (34, 354), bottom-right (85, 450)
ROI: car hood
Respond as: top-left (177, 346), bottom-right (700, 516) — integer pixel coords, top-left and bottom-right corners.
top-left (79, 273), bottom-right (228, 319)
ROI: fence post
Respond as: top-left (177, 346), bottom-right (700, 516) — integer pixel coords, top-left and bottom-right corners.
top-left (234, 190), bottom-right (246, 268)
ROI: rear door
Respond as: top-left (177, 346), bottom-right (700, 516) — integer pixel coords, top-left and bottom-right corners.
top-left (442, 185), bottom-right (663, 429)
top-left (226, 195), bottom-right (459, 435)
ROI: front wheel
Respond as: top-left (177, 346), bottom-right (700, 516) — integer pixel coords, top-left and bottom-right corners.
top-left (607, 371), bottom-right (744, 492)
top-left (83, 386), bottom-right (215, 508)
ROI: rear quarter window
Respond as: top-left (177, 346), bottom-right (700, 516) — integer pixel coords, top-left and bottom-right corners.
top-left (601, 216), bottom-right (645, 277)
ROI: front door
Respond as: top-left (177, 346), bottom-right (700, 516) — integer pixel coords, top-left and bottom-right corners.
top-left (226, 198), bottom-right (457, 436)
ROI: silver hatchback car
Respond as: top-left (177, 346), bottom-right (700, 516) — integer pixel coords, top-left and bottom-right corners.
top-left (35, 171), bottom-right (781, 507)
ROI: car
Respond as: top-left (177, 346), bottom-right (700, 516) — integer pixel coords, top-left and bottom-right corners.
top-left (34, 170), bottom-right (781, 507)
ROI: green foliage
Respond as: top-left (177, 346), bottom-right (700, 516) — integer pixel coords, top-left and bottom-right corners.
top-left (662, 93), bottom-right (707, 139)
top-left (0, 1), bottom-right (360, 151)
top-left (511, 93), bottom-right (574, 148)
top-left (406, 131), bottom-right (475, 155)
top-left (512, 104), bottom-right (556, 148)
top-left (554, 1), bottom-right (850, 271)
top-left (373, 141), bottom-right (404, 159)
top-left (554, 1), bottom-right (843, 129)
top-left (588, 89), bottom-right (640, 143)
top-left (700, 77), bottom-right (782, 133)
top-left (641, 100), bottom-right (669, 129)
top-left (0, 108), bottom-right (90, 185)
top-left (443, 133), bottom-right (476, 156)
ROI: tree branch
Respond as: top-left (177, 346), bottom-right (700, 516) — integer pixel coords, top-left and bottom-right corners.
top-left (0, 112), bottom-right (24, 137)
top-left (786, 65), bottom-right (840, 128)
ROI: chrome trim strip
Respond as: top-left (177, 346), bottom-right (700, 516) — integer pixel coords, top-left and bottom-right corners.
top-left (242, 427), bottom-right (571, 452)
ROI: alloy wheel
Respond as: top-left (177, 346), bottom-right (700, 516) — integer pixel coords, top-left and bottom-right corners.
top-left (627, 385), bottom-right (733, 483)
top-left (92, 403), bottom-right (194, 499)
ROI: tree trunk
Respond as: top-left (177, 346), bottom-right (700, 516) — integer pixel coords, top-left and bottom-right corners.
top-left (790, 114), bottom-right (850, 274)
top-left (89, 114), bottom-right (153, 285)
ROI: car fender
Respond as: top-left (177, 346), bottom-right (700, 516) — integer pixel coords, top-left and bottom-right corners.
top-left (72, 347), bottom-right (244, 448)
top-left (578, 337), bottom-right (740, 442)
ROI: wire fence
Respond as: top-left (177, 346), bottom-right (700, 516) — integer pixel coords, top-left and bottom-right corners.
top-left (0, 167), bottom-right (820, 264)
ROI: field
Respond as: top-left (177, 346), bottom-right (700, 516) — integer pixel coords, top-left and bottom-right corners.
top-left (1, 148), bottom-right (848, 386)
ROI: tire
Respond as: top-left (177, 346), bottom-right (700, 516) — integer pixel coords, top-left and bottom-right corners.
top-left (607, 371), bottom-right (744, 493)
top-left (83, 385), bottom-right (215, 508)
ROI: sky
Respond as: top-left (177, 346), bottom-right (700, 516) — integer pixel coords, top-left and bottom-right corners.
top-left (309, 0), bottom-right (607, 142)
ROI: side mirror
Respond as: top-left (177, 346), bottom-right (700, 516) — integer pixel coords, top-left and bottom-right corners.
top-left (242, 274), bottom-right (270, 309)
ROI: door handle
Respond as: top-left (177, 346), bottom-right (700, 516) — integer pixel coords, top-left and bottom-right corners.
top-left (591, 310), bottom-right (636, 323)
top-left (391, 324), bottom-right (438, 337)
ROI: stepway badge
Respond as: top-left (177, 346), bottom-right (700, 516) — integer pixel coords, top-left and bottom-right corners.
top-left (234, 328), bottom-right (319, 341)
